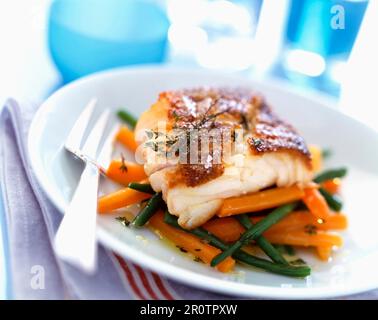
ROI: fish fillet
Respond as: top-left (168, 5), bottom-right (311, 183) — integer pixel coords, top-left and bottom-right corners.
top-left (135, 88), bottom-right (313, 229)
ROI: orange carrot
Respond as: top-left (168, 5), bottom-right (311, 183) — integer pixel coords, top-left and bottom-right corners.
top-left (203, 211), bottom-right (347, 243)
top-left (149, 211), bottom-right (235, 273)
top-left (322, 178), bottom-right (341, 194)
top-left (252, 211), bottom-right (348, 232)
top-left (263, 230), bottom-right (343, 248)
top-left (218, 185), bottom-right (305, 217)
top-left (203, 217), bottom-right (244, 243)
top-left (302, 188), bottom-right (331, 219)
top-left (316, 246), bottom-right (333, 261)
top-left (116, 126), bottom-right (138, 152)
top-left (106, 159), bottom-right (146, 185)
top-left (309, 144), bottom-right (323, 172)
top-left (98, 188), bottom-right (151, 214)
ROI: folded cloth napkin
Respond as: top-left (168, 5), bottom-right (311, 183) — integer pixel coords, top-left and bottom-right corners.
top-left (0, 99), bottom-right (377, 300)
top-left (0, 99), bottom-right (228, 300)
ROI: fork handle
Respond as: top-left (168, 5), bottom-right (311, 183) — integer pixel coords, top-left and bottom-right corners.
top-left (54, 161), bottom-right (99, 273)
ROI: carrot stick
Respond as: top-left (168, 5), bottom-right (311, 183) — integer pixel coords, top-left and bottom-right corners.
top-left (321, 179), bottom-right (341, 195)
top-left (203, 217), bottom-right (244, 243)
top-left (203, 212), bottom-right (347, 243)
top-left (149, 211), bottom-right (235, 273)
top-left (218, 185), bottom-right (305, 217)
top-left (98, 188), bottom-right (151, 213)
top-left (316, 246), bottom-right (333, 261)
top-left (263, 230), bottom-right (343, 248)
top-left (106, 159), bottom-right (146, 185)
top-left (302, 188), bottom-right (331, 219)
top-left (252, 211), bottom-right (348, 232)
top-left (116, 126), bottom-right (138, 152)
top-left (309, 144), bottom-right (323, 172)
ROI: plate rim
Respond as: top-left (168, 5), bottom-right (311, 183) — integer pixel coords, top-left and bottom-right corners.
top-left (28, 65), bottom-right (378, 299)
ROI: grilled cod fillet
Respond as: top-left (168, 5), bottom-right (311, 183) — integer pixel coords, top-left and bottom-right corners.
top-left (135, 88), bottom-right (313, 229)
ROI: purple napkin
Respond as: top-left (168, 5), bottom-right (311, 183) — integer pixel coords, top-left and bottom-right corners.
top-left (0, 99), bottom-right (376, 300)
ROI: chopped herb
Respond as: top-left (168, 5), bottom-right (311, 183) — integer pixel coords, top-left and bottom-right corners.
top-left (119, 154), bottom-right (128, 173)
top-left (290, 258), bottom-right (307, 266)
top-left (144, 141), bottom-right (159, 152)
top-left (284, 245), bottom-right (296, 256)
top-left (231, 130), bottom-right (236, 142)
top-left (145, 103), bottom-right (234, 163)
top-left (176, 246), bottom-right (188, 253)
top-left (322, 148), bottom-right (332, 159)
top-left (172, 111), bottom-right (180, 121)
top-left (252, 137), bottom-right (263, 148)
top-left (145, 130), bottom-right (154, 139)
top-left (193, 257), bottom-right (203, 263)
top-left (240, 114), bottom-right (249, 131)
top-left (304, 224), bottom-right (317, 235)
top-left (115, 216), bottom-right (130, 227)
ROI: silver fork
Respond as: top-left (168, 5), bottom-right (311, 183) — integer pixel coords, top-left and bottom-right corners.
top-left (54, 99), bottom-right (115, 273)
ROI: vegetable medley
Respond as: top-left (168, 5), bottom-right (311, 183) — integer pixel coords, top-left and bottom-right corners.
top-left (97, 108), bottom-right (348, 277)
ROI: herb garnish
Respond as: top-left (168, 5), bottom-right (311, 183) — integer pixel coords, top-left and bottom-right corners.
top-left (240, 114), bottom-right (250, 131)
top-left (119, 153), bottom-right (128, 173)
top-left (290, 258), bottom-right (307, 266)
top-left (322, 148), bottom-right (332, 159)
top-left (116, 216), bottom-right (130, 227)
top-left (176, 246), bottom-right (188, 253)
top-left (251, 137), bottom-right (263, 148)
top-left (193, 257), bottom-right (203, 263)
top-left (304, 224), bottom-right (317, 235)
top-left (144, 103), bottom-right (232, 160)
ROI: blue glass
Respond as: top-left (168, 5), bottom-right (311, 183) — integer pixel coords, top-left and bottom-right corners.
top-left (48, 0), bottom-right (170, 83)
top-left (286, 0), bottom-right (368, 59)
top-left (279, 0), bottom-right (369, 96)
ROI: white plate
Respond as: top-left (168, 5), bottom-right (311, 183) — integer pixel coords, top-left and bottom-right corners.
top-left (28, 66), bottom-right (378, 299)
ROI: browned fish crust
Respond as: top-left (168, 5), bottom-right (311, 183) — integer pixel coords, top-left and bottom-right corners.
top-left (169, 163), bottom-right (225, 187)
top-left (248, 102), bottom-right (312, 167)
top-left (161, 87), bottom-right (257, 124)
top-left (158, 87), bottom-right (311, 186)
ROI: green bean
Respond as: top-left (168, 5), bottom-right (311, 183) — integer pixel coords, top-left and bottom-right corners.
top-left (236, 214), bottom-right (288, 265)
top-left (319, 188), bottom-right (343, 211)
top-left (132, 193), bottom-right (162, 227)
top-left (163, 211), bottom-right (310, 277)
top-left (117, 109), bottom-right (138, 128)
top-left (231, 249), bottom-right (310, 277)
top-left (314, 167), bottom-right (347, 183)
top-left (128, 182), bottom-right (155, 194)
top-left (211, 203), bottom-right (297, 267)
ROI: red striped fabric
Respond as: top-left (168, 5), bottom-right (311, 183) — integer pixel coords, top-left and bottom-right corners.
top-left (133, 264), bottom-right (160, 300)
top-left (114, 254), bottom-right (147, 300)
top-left (151, 272), bottom-right (175, 300)
top-left (113, 253), bottom-right (178, 300)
